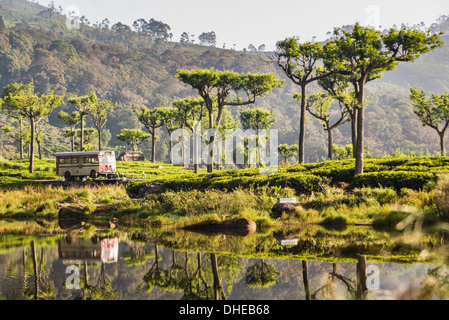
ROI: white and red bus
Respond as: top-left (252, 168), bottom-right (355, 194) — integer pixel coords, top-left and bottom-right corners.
top-left (56, 151), bottom-right (117, 180)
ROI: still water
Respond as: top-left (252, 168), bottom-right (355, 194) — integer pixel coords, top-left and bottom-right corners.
top-left (0, 219), bottom-right (447, 300)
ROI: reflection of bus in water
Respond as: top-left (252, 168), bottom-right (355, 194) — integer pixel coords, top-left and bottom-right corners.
top-left (58, 237), bottom-right (119, 264)
top-left (56, 151), bottom-right (116, 180)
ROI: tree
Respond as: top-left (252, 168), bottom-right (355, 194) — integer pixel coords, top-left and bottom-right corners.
top-left (278, 144), bottom-right (299, 163)
top-left (172, 97), bottom-right (206, 170)
top-left (133, 106), bottom-right (165, 162)
top-left (180, 32), bottom-right (190, 44)
top-left (159, 106), bottom-right (181, 165)
top-left (176, 68), bottom-right (282, 172)
top-left (317, 73), bottom-right (360, 156)
top-left (67, 93), bottom-right (97, 151)
top-left (239, 107), bottom-right (276, 166)
top-left (410, 88), bottom-right (449, 156)
top-left (58, 111), bottom-right (80, 152)
top-left (116, 129), bottom-right (151, 151)
top-left (323, 23), bottom-right (443, 175)
top-left (89, 99), bottom-right (116, 151)
top-left (148, 18), bottom-right (172, 40)
top-left (0, 15), bottom-right (6, 33)
top-left (198, 31), bottom-right (217, 47)
top-left (297, 92), bottom-right (349, 160)
top-left (1, 83), bottom-right (35, 159)
top-left (274, 38), bottom-right (332, 164)
top-left (7, 86), bottom-right (63, 173)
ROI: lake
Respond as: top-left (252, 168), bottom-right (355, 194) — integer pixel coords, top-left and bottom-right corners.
top-left (0, 218), bottom-right (447, 300)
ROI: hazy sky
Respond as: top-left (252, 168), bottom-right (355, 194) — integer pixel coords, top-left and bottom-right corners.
top-left (38, 0), bottom-right (449, 50)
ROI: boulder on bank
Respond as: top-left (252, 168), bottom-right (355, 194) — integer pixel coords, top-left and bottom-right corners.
top-left (117, 151), bottom-right (145, 161)
top-left (271, 203), bottom-right (302, 219)
top-left (58, 203), bottom-right (118, 220)
top-left (182, 218), bottom-right (257, 237)
top-left (136, 182), bottom-right (164, 197)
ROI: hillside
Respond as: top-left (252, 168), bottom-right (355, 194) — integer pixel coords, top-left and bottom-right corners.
top-left (1, 0), bottom-right (449, 162)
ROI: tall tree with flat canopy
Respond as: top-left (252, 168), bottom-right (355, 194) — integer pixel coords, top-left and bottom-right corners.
top-left (410, 88), bottom-right (449, 156)
top-left (58, 111), bottom-right (80, 152)
top-left (116, 129), bottom-right (151, 151)
top-left (239, 107), bottom-right (276, 167)
top-left (172, 97), bottom-right (207, 172)
top-left (133, 106), bottom-right (165, 162)
top-left (295, 92), bottom-right (349, 160)
top-left (1, 83), bottom-right (35, 159)
top-left (8, 86), bottom-right (64, 173)
top-left (274, 39), bottom-right (332, 164)
top-left (176, 68), bottom-right (282, 173)
top-left (68, 93), bottom-right (97, 151)
top-left (323, 23), bottom-right (443, 175)
top-left (89, 99), bottom-right (116, 151)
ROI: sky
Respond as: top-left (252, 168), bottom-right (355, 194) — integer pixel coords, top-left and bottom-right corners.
top-left (36, 0), bottom-right (449, 51)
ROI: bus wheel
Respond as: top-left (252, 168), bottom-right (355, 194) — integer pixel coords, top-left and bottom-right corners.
top-left (64, 171), bottom-right (72, 181)
top-left (90, 170), bottom-right (97, 179)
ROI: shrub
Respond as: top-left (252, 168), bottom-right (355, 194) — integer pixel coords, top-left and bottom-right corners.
top-left (433, 175), bottom-right (449, 217)
top-left (353, 171), bottom-right (436, 191)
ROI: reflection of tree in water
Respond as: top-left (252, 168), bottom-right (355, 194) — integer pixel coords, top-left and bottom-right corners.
top-left (78, 261), bottom-right (121, 300)
top-left (22, 240), bottom-right (55, 300)
top-left (304, 256), bottom-right (368, 300)
top-left (121, 243), bottom-right (154, 266)
top-left (138, 246), bottom-right (242, 300)
top-left (138, 244), bottom-right (182, 294)
top-left (245, 258), bottom-right (281, 289)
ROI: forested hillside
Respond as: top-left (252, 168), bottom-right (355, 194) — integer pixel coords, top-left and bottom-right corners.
top-left (1, 0), bottom-right (449, 162)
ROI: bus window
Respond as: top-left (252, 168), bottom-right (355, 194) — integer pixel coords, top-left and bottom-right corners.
top-left (60, 158), bottom-right (66, 164)
top-left (92, 157), bottom-right (99, 164)
top-left (84, 157), bottom-right (90, 163)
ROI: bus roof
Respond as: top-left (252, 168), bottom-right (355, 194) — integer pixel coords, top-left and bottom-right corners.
top-left (55, 151), bottom-right (115, 157)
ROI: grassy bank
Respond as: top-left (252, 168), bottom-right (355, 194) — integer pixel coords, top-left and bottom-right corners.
top-left (0, 156), bottom-right (449, 229)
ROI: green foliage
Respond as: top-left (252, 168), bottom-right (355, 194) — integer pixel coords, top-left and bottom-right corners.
top-left (353, 171), bottom-right (436, 191)
top-left (116, 129), bottom-right (151, 151)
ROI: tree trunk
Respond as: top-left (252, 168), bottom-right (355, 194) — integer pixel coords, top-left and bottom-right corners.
top-left (80, 115), bottom-right (85, 151)
top-left (210, 253), bottom-right (225, 300)
top-left (29, 117), bottom-right (35, 174)
top-left (355, 83), bottom-right (365, 175)
top-left (19, 117), bottom-right (24, 160)
top-left (31, 240), bottom-right (38, 300)
top-left (356, 256), bottom-right (368, 300)
top-left (298, 85), bottom-right (307, 164)
top-left (70, 127), bottom-right (75, 152)
top-left (98, 129), bottom-right (102, 151)
top-left (37, 138), bottom-right (42, 160)
top-left (207, 110), bottom-right (215, 173)
top-left (151, 130), bottom-right (156, 163)
top-left (439, 132), bottom-right (445, 156)
top-left (351, 110), bottom-right (358, 158)
top-left (302, 260), bottom-right (311, 300)
top-left (327, 128), bottom-right (333, 161)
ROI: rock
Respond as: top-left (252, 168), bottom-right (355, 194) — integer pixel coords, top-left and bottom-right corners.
top-left (271, 202), bottom-right (302, 219)
top-left (117, 151), bottom-right (145, 161)
top-left (137, 182), bottom-right (164, 197)
top-left (35, 203), bottom-right (48, 214)
top-left (182, 218), bottom-right (257, 236)
top-left (58, 204), bottom-right (86, 220)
